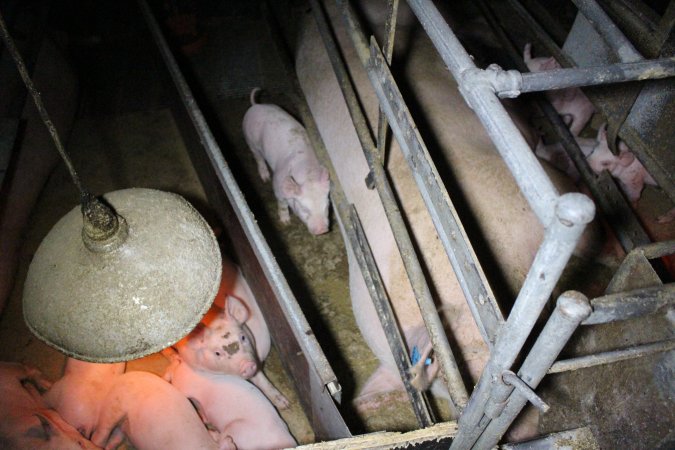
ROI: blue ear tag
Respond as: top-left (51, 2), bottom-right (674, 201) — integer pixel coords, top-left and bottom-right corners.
top-left (411, 346), bottom-right (421, 365)
top-left (411, 346), bottom-right (433, 366)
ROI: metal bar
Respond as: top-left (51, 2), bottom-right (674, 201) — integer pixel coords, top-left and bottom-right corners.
top-left (640, 239), bottom-right (675, 260)
top-left (367, 39), bottom-right (504, 346)
top-left (571, 0), bottom-right (643, 63)
top-left (474, 292), bottom-right (592, 449)
top-left (548, 339), bottom-right (675, 374)
top-left (478, 0), bottom-right (651, 253)
top-left (450, 195), bottom-right (595, 449)
top-left (138, 0), bottom-right (339, 394)
top-left (374, 0), bottom-right (399, 166)
top-left (407, 0), bottom-right (560, 227)
top-left (582, 284), bottom-right (675, 325)
top-left (310, 0), bottom-right (470, 411)
top-left (516, 57), bottom-right (675, 93)
top-left (501, 371), bottom-right (550, 413)
top-left (348, 205), bottom-right (435, 427)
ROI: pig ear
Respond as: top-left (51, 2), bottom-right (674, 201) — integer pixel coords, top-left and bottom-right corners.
top-left (282, 176), bottom-right (302, 197)
top-left (226, 296), bottom-right (250, 324)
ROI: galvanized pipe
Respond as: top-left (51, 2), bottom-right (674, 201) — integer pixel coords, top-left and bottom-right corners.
top-left (582, 284), bottom-right (675, 325)
top-left (571, 0), bottom-right (643, 63)
top-left (407, 0), bottom-right (560, 227)
top-left (450, 194), bottom-right (595, 449)
top-left (310, 0), bottom-right (470, 410)
top-left (516, 57), bottom-right (675, 93)
top-left (474, 291), bottom-right (592, 449)
top-left (548, 339), bottom-right (675, 374)
top-left (138, 0), bottom-right (339, 392)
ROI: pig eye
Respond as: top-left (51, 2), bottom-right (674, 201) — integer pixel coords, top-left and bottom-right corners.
top-left (240, 335), bottom-right (247, 343)
top-left (215, 351), bottom-right (222, 357)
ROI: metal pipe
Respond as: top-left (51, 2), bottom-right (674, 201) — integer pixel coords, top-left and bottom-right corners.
top-left (582, 284), bottom-right (675, 325)
top-left (375, 0), bottom-right (399, 166)
top-left (349, 205), bottom-right (435, 427)
top-left (138, 0), bottom-right (339, 392)
top-left (474, 291), bottom-right (592, 449)
top-left (571, 0), bottom-right (643, 63)
top-left (548, 339), bottom-right (675, 374)
top-left (310, 0), bottom-right (469, 410)
top-left (407, 0), bottom-right (560, 227)
top-left (516, 57), bottom-right (675, 93)
top-left (450, 194), bottom-right (595, 449)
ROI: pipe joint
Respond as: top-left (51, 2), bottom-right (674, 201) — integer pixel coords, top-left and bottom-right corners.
top-left (460, 65), bottom-right (522, 100)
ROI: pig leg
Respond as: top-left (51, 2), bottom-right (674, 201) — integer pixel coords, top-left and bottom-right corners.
top-left (354, 364), bottom-right (406, 411)
top-left (277, 198), bottom-right (291, 224)
top-left (91, 416), bottom-right (125, 450)
top-left (250, 371), bottom-right (290, 409)
top-left (252, 152), bottom-right (271, 182)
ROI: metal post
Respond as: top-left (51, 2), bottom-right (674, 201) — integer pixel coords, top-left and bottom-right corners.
top-left (310, 0), bottom-right (470, 410)
top-left (474, 292), bottom-right (592, 449)
top-left (450, 194), bottom-right (595, 449)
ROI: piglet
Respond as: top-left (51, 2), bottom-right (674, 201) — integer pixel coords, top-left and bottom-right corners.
top-left (171, 294), bottom-right (289, 409)
top-left (91, 370), bottom-right (235, 450)
top-left (44, 359), bottom-right (125, 439)
top-left (534, 136), bottom-right (597, 182)
top-left (164, 352), bottom-right (296, 450)
top-left (586, 124), bottom-right (657, 205)
top-left (242, 88), bottom-right (331, 235)
top-left (0, 361), bottom-right (101, 450)
top-left (523, 43), bottom-right (595, 136)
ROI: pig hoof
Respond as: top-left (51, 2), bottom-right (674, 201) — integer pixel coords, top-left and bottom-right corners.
top-left (279, 211), bottom-right (291, 224)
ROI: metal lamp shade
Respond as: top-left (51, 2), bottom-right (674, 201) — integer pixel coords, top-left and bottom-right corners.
top-left (22, 188), bottom-right (222, 362)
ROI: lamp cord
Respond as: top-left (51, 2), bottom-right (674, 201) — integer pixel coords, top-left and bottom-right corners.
top-left (0, 9), bottom-right (87, 200)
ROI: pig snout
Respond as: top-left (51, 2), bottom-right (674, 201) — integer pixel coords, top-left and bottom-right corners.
top-left (309, 219), bottom-right (329, 235)
top-left (239, 360), bottom-right (257, 379)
